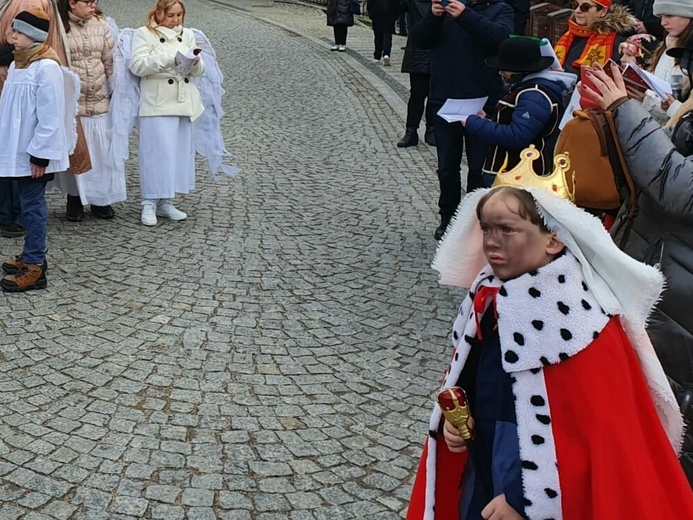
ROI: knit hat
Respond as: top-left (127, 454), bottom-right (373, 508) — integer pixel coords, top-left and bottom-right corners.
top-left (593, 0), bottom-right (612, 8)
top-left (653, 0), bottom-right (693, 18)
top-left (12, 9), bottom-right (50, 43)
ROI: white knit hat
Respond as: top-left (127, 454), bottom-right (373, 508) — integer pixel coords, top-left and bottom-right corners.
top-left (653, 0), bottom-right (693, 18)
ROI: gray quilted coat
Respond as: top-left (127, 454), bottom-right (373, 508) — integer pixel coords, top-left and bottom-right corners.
top-left (610, 99), bottom-right (693, 486)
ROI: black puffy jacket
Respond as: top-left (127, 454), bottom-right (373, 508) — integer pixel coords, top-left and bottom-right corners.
top-left (401, 0), bottom-right (431, 75)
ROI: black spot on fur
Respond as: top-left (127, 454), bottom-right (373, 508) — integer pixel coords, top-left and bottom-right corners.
top-left (558, 352), bottom-right (569, 361)
top-left (536, 414), bottom-right (551, 424)
top-left (510, 376), bottom-right (517, 383)
top-left (540, 356), bottom-right (550, 366)
top-left (530, 368), bottom-right (541, 374)
top-left (581, 299), bottom-right (592, 311)
top-left (522, 460), bottom-right (538, 470)
top-left (528, 287), bottom-right (541, 298)
top-left (468, 291), bottom-right (475, 301)
top-left (531, 395), bottom-right (545, 406)
top-left (429, 430), bottom-right (437, 438)
top-left (523, 498), bottom-right (533, 507)
top-left (464, 335), bottom-right (475, 345)
top-left (532, 320), bottom-right (544, 330)
top-left (560, 328), bottom-right (573, 341)
top-left (499, 286), bottom-right (508, 297)
top-left (453, 330), bottom-right (459, 340)
top-left (532, 435), bottom-right (545, 445)
top-left (558, 274), bottom-right (566, 283)
top-left (529, 269), bottom-right (539, 276)
top-left (593, 331), bottom-right (600, 340)
top-left (454, 353), bottom-right (459, 361)
top-left (545, 488), bottom-right (558, 499)
top-left (505, 350), bottom-right (519, 363)
top-left (557, 301), bottom-right (570, 315)
top-left (487, 275), bottom-right (495, 282)
top-left (582, 281), bottom-right (588, 291)
top-left (513, 332), bottom-right (525, 346)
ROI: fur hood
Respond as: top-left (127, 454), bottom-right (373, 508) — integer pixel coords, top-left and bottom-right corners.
top-left (571, 4), bottom-right (637, 35)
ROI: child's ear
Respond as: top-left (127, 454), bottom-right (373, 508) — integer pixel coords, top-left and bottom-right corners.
top-left (546, 233), bottom-right (565, 256)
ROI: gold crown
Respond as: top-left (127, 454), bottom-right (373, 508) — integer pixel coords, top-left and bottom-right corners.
top-left (492, 145), bottom-right (575, 201)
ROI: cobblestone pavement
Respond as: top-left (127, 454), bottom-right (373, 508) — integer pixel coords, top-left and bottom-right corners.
top-left (0, 0), bottom-right (464, 518)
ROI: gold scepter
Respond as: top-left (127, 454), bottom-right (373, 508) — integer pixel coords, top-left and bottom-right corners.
top-left (437, 387), bottom-right (473, 440)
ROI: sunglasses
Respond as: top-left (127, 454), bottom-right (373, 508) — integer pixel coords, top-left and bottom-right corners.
top-left (572, 2), bottom-right (603, 12)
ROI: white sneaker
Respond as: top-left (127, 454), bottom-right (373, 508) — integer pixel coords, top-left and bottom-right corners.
top-left (372, 58), bottom-right (381, 63)
top-left (156, 201), bottom-right (187, 221)
top-left (338, 45), bottom-right (346, 52)
top-left (383, 55), bottom-right (390, 66)
top-left (141, 201), bottom-right (157, 226)
top-left (330, 44), bottom-right (339, 51)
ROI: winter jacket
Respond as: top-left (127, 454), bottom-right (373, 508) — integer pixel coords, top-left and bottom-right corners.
top-left (558, 7), bottom-right (634, 77)
top-left (368, 0), bottom-right (399, 15)
top-left (129, 25), bottom-right (205, 121)
top-left (615, 0), bottom-right (664, 39)
top-left (505, 0), bottom-right (530, 35)
top-left (0, 0), bottom-right (68, 89)
top-left (610, 98), bottom-right (693, 486)
top-left (411, 0), bottom-right (513, 106)
top-left (326, 0), bottom-right (354, 27)
top-left (66, 13), bottom-right (113, 117)
top-left (465, 70), bottom-right (577, 175)
top-left (401, 0), bottom-right (430, 74)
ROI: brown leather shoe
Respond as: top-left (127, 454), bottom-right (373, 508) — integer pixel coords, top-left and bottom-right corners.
top-left (1, 263), bottom-right (47, 292)
top-left (2, 254), bottom-right (48, 275)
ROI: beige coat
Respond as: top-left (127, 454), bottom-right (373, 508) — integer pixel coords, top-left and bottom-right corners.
top-left (0, 0), bottom-right (68, 89)
top-left (66, 12), bottom-right (113, 117)
top-left (129, 25), bottom-right (205, 121)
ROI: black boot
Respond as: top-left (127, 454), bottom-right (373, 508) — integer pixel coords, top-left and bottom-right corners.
top-left (424, 125), bottom-right (436, 147)
top-left (66, 195), bottom-right (84, 222)
top-left (434, 216), bottom-right (451, 241)
top-left (397, 128), bottom-right (419, 148)
top-left (91, 205), bottom-right (115, 219)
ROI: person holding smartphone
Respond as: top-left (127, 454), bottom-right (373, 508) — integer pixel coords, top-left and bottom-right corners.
top-left (411, 0), bottom-right (513, 240)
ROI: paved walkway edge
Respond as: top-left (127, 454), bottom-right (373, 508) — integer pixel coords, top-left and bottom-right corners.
top-left (205, 0), bottom-right (409, 122)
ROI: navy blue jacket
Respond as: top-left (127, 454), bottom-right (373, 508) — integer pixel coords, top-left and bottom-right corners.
top-left (411, 0), bottom-right (513, 106)
top-left (465, 73), bottom-right (572, 148)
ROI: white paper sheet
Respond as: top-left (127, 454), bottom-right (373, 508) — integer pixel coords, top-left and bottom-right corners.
top-left (175, 48), bottom-right (201, 76)
top-left (437, 97), bottom-right (489, 123)
top-left (625, 63), bottom-right (673, 101)
top-left (559, 87), bottom-right (581, 130)
top-left (540, 38), bottom-right (563, 71)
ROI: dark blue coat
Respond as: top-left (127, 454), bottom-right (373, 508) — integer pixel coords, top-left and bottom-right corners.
top-left (411, 0), bottom-right (513, 106)
top-left (464, 74), bottom-right (569, 149)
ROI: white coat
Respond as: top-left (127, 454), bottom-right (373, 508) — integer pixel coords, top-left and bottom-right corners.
top-left (129, 25), bottom-right (205, 121)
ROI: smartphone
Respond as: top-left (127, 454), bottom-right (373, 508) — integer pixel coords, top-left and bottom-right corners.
top-left (439, 0), bottom-right (449, 6)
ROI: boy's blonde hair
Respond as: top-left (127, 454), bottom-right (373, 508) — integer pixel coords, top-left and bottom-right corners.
top-left (146, 0), bottom-right (185, 29)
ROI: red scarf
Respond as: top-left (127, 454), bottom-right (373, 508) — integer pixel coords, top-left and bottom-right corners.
top-left (555, 20), bottom-right (617, 71)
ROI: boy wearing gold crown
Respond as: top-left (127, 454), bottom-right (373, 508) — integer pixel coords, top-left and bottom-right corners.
top-left (405, 152), bottom-right (693, 519)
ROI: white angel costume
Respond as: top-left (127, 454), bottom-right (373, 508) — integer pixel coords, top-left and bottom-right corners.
top-left (0, 59), bottom-right (78, 176)
top-left (109, 24), bottom-right (239, 201)
top-left (51, 15), bottom-right (126, 207)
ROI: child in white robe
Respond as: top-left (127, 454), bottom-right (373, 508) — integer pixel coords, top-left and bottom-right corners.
top-left (0, 8), bottom-right (74, 291)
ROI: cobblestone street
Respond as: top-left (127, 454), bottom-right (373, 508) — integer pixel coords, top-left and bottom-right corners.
top-left (0, 0), bottom-right (465, 518)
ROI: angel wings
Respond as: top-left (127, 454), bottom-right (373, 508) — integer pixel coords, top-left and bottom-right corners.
top-left (106, 18), bottom-right (241, 180)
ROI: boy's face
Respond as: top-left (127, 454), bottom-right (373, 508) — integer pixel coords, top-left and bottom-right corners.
top-left (10, 29), bottom-right (35, 51)
top-left (479, 192), bottom-right (564, 281)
